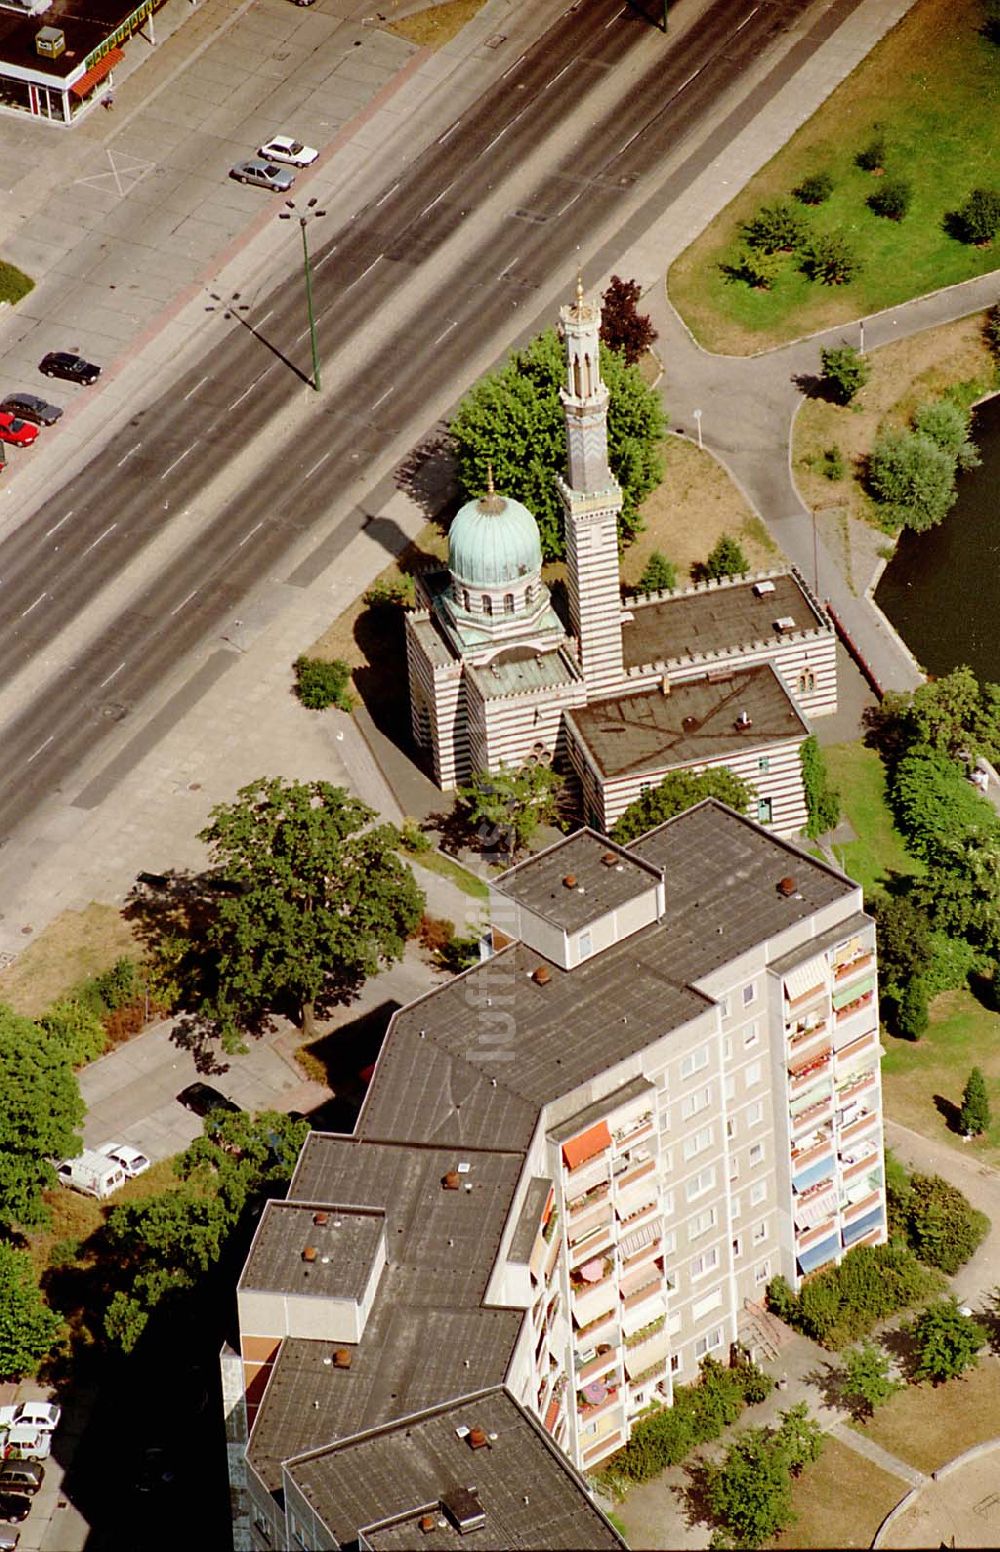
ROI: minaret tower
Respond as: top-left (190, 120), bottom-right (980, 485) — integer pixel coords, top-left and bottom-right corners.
top-left (557, 276), bottom-right (625, 693)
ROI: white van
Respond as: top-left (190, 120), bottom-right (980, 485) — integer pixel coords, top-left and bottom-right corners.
top-left (55, 1148), bottom-right (126, 1200)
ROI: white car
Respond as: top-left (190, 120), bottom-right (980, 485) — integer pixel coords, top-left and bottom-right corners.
top-left (98, 1142), bottom-right (150, 1179)
top-left (0, 1402), bottom-right (60, 1434)
top-left (257, 135), bottom-right (318, 168)
top-left (0, 1424), bottom-right (50, 1460)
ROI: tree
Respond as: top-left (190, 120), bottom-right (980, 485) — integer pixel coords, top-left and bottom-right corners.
top-left (611, 768), bottom-right (755, 843)
top-left (703, 534), bottom-right (749, 580)
top-left (726, 246), bottom-right (780, 290)
top-left (911, 1298), bottom-right (987, 1384)
top-left (637, 550), bottom-right (677, 592)
top-left (793, 170), bottom-right (834, 205)
top-left (176, 1109), bottom-right (309, 1218)
top-left (984, 0), bottom-right (1000, 43)
top-left (842, 1341), bottom-right (901, 1419)
top-left (856, 124), bottom-right (887, 173)
top-left (0, 1244), bottom-right (62, 1381)
top-left (868, 429), bottom-right (957, 531)
top-left (740, 200), bottom-right (807, 254)
top-left (870, 893), bottom-right (933, 1002)
top-left (867, 176), bottom-right (912, 221)
top-left (456, 762), bottom-right (563, 857)
top-left (600, 275), bottom-right (658, 365)
top-left (891, 749), bottom-right (998, 860)
top-left (173, 779), bottom-right (424, 1045)
top-left (906, 1172), bottom-right (989, 1274)
top-left (449, 329), bottom-right (666, 559)
top-left (953, 187), bottom-right (1000, 245)
top-left (800, 234), bottom-right (863, 285)
top-left (820, 343), bottom-right (870, 405)
top-left (292, 655), bottom-right (354, 711)
top-left (914, 832), bottom-right (1000, 955)
top-left (800, 735), bottom-right (840, 838)
top-left (913, 399), bottom-right (980, 472)
top-left (960, 1066), bottom-right (991, 1136)
top-left (706, 1426), bottom-right (795, 1549)
top-left (39, 999), bottom-right (107, 1068)
top-left (773, 1402), bottom-right (824, 1476)
top-left (0, 1005), bottom-right (84, 1232)
top-left (894, 976), bottom-right (928, 1040)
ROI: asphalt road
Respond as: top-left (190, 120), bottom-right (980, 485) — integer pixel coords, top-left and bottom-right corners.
top-left (0, 0), bottom-right (860, 853)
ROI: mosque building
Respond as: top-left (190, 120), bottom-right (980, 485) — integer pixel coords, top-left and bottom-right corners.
top-left (404, 281), bottom-right (837, 836)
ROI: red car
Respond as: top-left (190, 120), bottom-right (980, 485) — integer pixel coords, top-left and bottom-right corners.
top-left (0, 411), bottom-right (39, 447)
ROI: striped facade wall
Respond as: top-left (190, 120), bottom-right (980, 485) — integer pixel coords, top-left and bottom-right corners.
top-left (466, 672), bottom-right (587, 778)
top-left (626, 632), bottom-right (837, 722)
top-left (404, 612), bottom-right (467, 789)
top-left (567, 729), bottom-right (809, 838)
top-left (561, 483), bottom-right (625, 696)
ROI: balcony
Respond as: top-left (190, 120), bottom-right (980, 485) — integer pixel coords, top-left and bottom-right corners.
top-left (834, 990), bottom-right (876, 1027)
top-left (621, 1235), bottom-right (662, 1275)
top-left (791, 1093), bottom-right (834, 1136)
top-left (796, 1214), bottom-right (838, 1250)
top-left (840, 1148), bottom-right (880, 1183)
top-left (839, 1107), bottom-right (879, 1144)
top-left (570, 1225), bottom-right (617, 1271)
top-left (582, 1428), bottom-right (625, 1467)
top-left (576, 1382), bottom-right (621, 1423)
top-left (615, 1154), bottom-right (657, 1192)
top-left (789, 1019), bottom-right (830, 1053)
top-left (790, 1126), bottom-right (833, 1171)
top-left (789, 1049), bottom-right (833, 1094)
top-left (614, 1111), bottom-right (655, 1149)
top-left (842, 1186), bottom-right (882, 1223)
top-left (835, 1028), bottom-right (879, 1069)
top-left (564, 1155), bottom-right (611, 1197)
top-left (837, 1069), bottom-right (877, 1107)
top-left (576, 1344), bottom-right (619, 1384)
top-left (568, 1180), bottom-right (611, 1217)
top-left (574, 1308), bottom-right (621, 1347)
top-left (568, 1200), bottom-right (614, 1245)
top-left (621, 1271), bottom-right (665, 1318)
top-left (833, 951), bottom-right (875, 983)
top-left (617, 1196), bottom-right (659, 1229)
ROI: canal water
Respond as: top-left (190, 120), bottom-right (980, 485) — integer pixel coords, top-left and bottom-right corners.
top-left (874, 393), bottom-right (1000, 680)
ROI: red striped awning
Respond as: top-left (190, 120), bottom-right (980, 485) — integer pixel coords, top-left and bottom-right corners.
top-left (70, 47), bottom-right (124, 98)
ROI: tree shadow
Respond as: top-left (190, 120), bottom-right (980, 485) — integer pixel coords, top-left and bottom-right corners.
top-left (933, 1093), bottom-right (965, 1135)
top-left (968, 967), bottom-right (1000, 1012)
top-left (677, 1457), bottom-right (717, 1532)
top-left (297, 999), bottom-right (401, 1135)
top-left (880, 1323), bottom-right (920, 1383)
top-left (792, 369), bottom-right (831, 400)
top-left (802, 1360), bottom-right (848, 1414)
top-left (395, 428), bottom-right (461, 526)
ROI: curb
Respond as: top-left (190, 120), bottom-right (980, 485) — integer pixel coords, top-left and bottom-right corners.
top-left (871, 1436), bottom-right (1000, 1548)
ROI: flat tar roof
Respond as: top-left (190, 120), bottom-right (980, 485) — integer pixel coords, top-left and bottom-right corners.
top-left (240, 1202), bottom-right (384, 1302)
top-left (622, 571), bottom-right (828, 670)
top-left (493, 828), bottom-right (660, 933)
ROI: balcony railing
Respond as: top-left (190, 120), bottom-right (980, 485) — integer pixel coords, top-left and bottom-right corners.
top-left (790, 1128), bottom-right (834, 1171)
top-left (621, 1274), bottom-right (664, 1315)
top-left (833, 952), bottom-right (874, 983)
top-left (837, 1070), bottom-right (877, 1106)
top-left (614, 1112), bottom-right (655, 1148)
top-left (582, 1429), bottom-right (625, 1467)
top-left (839, 1108), bottom-right (878, 1143)
top-left (576, 1345), bottom-right (619, 1384)
top-left (840, 1149), bottom-right (879, 1182)
top-left (789, 1020), bottom-right (830, 1051)
top-left (789, 1052), bottom-right (832, 1093)
top-left (568, 1180), bottom-right (611, 1217)
top-left (574, 1309), bottom-right (621, 1346)
top-left (570, 1227), bottom-right (617, 1271)
top-left (568, 1203), bottom-right (613, 1247)
top-left (834, 991), bottom-right (875, 1025)
top-left (576, 1384), bottom-right (621, 1422)
top-left (791, 1094), bottom-right (835, 1135)
top-left (842, 1187), bottom-right (882, 1221)
top-left (615, 1156), bottom-right (657, 1193)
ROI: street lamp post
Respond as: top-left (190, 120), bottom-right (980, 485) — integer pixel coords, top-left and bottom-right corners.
top-left (279, 197), bottom-right (326, 393)
top-left (693, 408), bottom-right (703, 449)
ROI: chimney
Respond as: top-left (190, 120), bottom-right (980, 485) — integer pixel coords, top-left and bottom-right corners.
top-left (467, 1427), bottom-right (489, 1450)
top-left (302, 1246), bottom-right (317, 1263)
top-left (601, 851), bottom-right (617, 867)
top-left (563, 874), bottom-right (577, 889)
top-left (313, 1211), bottom-right (329, 1227)
top-left (660, 674), bottom-right (670, 696)
top-left (532, 966), bottom-right (551, 986)
top-left (735, 709), bottom-right (752, 730)
top-left (777, 876), bottom-right (797, 898)
top-left (419, 1516), bottom-right (437, 1534)
top-left (333, 1348), bottom-right (352, 1369)
top-left (442, 1171), bottom-right (461, 1191)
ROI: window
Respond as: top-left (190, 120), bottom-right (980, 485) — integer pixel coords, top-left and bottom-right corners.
top-left (681, 1085), bottom-right (711, 1120)
top-left (693, 1287), bottom-right (723, 1322)
top-left (758, 755), bottom-right (770, 773)
top-left (798, 668), bottom-right (816, 694)
top-left (462, 588), bottom-right (470, 611)
top-left (691, 1245), bottom-right (720, 1280)
top-left (749, 1142), bottom-right (765, 1167)
top-left (659, 1108), bottom-right (672, 1134)
top-left (665, 1270), bottom-right (678, 1292)
top-left (747, 1100), bottom-right (764, 1127)
top-left (578, 930), bottom-right (593, 960)
top-left (750, 1180), bottom-right (767, 1207)
top-left (752, 1220), bottom-right (768, 1246)
top-left (680, 1045), bottom-right (709, 1080)
top-left (662, 1229), bottom-right (676, 1256)
top-left (723, 1074), bottom-right (735, 1101)
top-left (754, 1258), bottom-right (771, 1286)
top-left (504, 593), bottom-right (515, 614)
top-left (253, 1511), bottom-right (273, 1543)
top-left (671, 1352), bottom-right (682, 1374)
top-left (689, 1207), bottom-right (717, 1240)
top-left (684, 1126), bottom-right (713, 1161)
top-left (757, 797), bottom-right (773, 825)
top-left (661, 1148), bottom-right (673, 1172)
top-left (731, 1194), bottom-right (741, 1220)
top-left (719, 996), bottom-right (731, 1019)
top-left (723, 1036), bottom-right (733, 1061)
top-left (726, 1117), bottom-right (736, 1140)
top-left (746, 1062), bottom-right (762, 1088)
top-left (732, 1234), bottom-right (743, 1258)
top-left (525, 584), bottom-right (535, 606)
top-left (662, 1190), bottom-right (675, 1218)
top-left (668, 1312), bottom-right (682, 1336)
top-left (728, 1155), bottom-right (739, 1182)
top-left (482, 594), bottom-right (493, 616)
top-left (742, 982), bottom-right (757, 1008)
top-left (695, 1326), bottom-right (723, 1359)
top-left (743, 1021), bottom-right (759, 1049)
top-left (686, 1166), bottom-right (715, 1202)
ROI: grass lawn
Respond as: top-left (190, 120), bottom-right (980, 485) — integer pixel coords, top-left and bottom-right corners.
top-left (412, 850), bottom-right (489, 901)
top-left (847, 1355), bottom-right (1000, 1474)
top-left (0, 903), bottom-right (139, 1018)
top-left (775, 1435), bottom-right (902, 1550)
top-left (823, 742), bottom-right (921, 895)
top-left (881, 986), bottom-right (1000, 1165)
top-left (29, 1159), bottom-right (186, 1277)
top-left (669, 0), bottom-right (1000, 354)
top-left (0, 260), bottom-right (33, 306)
top-left (387, 0), bottom-right (485, 48)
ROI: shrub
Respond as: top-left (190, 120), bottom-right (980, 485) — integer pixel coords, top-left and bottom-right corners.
top-left (397, 817), bottom-right (432, 854)
top-left (39, 999), bottom-right (107, 1068)
top-left (911, 1298), bottom-right (987, 1383)
top-left (706, 1425), bottom-right (796, 1548)
top-left (923, 931), bottom-right (978, 997)
top-left (913, 399), bottom-right (980, 472)
top-left (868, 429), bottom-right (956, 531)
top-left (820, 445), bottom-right (846, 480)
top-left (793, 171), bottom-right (834, 205)
top-left (768, 1244), bottom-right (940, 1349)
top-left (856, 124), bottom-right (887, 173)
top-left (608, 1356), bottom-right (772, 1482)
top-left (363, 575), bottom-right (415, 610)
top-left (905, 1171), bottom-right (989, 1273)
top-left (726, 246), bottom-right (781, 290)
top-left (292, 655), bottom-right (354, 711)
top-left (895, 976), bottom-right (929, 1039)
top-left (800, 234), bottom-right (863, 286)
top-left (960, 1065), bottom-right (991, 1136)
top-left (952, 188), bottom-right (1000, 246)
top-left (800, 735), bottom-right (840, 838)
top-left (867, 176), bottom-right (912, 221)
top-left (637, 550), bottom-right (677, 593)
top-left (741, 200), bottom-right (808, 254)
top-left (842, 1341), bottom-right (901, 1419)
top-left (417, 914), bottom-right (455, 962)
top-left (820, 343), bottom-right (870, 406)
top-left (704, 534), bottom-right (749, 581)
top-left (91, 957), bottom-right (142, 1014)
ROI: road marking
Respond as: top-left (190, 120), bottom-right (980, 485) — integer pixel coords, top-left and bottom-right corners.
top-left (371, 388), bottom-right (392, 410)
top-left (434, 321), bottom-right (458, 345)
top-left (100, 662), bottom-right (125, 688)
top-left (183, 376), bottom-right (208, 402)
top-left (314, 243), bottom-right (340, 272)
top-left (604, 6), bottom-right (625, 28)
top-left (171, 589), bottom-right (198, 617)
top-left (45, 510), bottom-right (73, 538)
top-left (375, 181), bottom-right (400, 208)
top-left (161, 445), bottom-right (195, 480)
top-left (547, 62), bottom-right (572, 88)
top-left (229, 381), bottom-right (258, 410)
top-left (21, 592), bottom-right (46, 617)
top-left (238, 520), bottom-right (264, 547)
top-left (116, 443), bottom-right (142, 467)
top-left (257, 309), bottom-right (274, 325)
top-left (346, 256), bottom-right (381, 293)
top-left (437, 121), bottom-right (460, 145)
top-left (26, 735), bottom-right (53, 765)
top-left (419, 182), bottom-right (453, 218)
top-left (501, 53), bottom-right (525, 78)
top-left (483, 123), bottom-right (511, 154)
top-left (82, 523), bottom-right (117, 557)
top-left (303, 451), bottom-right (331, 480)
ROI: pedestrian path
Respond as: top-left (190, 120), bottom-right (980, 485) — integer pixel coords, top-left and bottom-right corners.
top-left (830, 1419), bottom-right (927, 1488)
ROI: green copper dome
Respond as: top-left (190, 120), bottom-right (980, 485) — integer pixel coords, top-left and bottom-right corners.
top-left (448, 488), bottom-right (542, 587)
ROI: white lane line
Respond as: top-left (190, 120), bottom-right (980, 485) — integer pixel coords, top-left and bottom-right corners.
top-left (257, 309), bottom-right (274, 325)
top-left (229, 380), bottom-right (260, 410)
top-left (315, 242), bottom-right (339, 272)
top-left (604, 5), bottom-right (625, 27)
top-left (171, 589), bottom-right (198, 617)
top-left (547, 62), bottom-right (572, 88)
top-left (376, 181), bottom-right (400, 207)
top-left (483, 123), bottom-right (511, 154)
top-left (733, 5), bottom-right (760, 36)
top-left (371, 388), bottom-right (392, 411)
top-left (419, 182), bottom-right (453, 218)
top-left (21, 592), bottom-right (46, 618)
top-left (45, 510), bottom-right (73, 538)
top-left (82, 523), bottom-right (117, 557)
top-left (161, 445), bottom-right (195, 480)
top-left (501, 52), bottom-right (525, 78)
top-left (183, 375), bottom-right (208, 402)
top-left (100, 662), bottom-right (126, 688)
top-left (303, 451), bottom-right (331, 480)
top-left (238, 520), bottom-right (264, 548)
top-left (26, 735), bottom-right (53, 765)
top-left (437, 121), bottom-right (460, 145)
top-left (434, 320), bottom-right (458, 345)
top-left (116, 442), bottom-right (142, 468)
top-left (345, 256), bottom-right (382, 293)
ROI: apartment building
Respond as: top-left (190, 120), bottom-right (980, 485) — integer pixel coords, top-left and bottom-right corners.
top-left (226, 800), bottom-right (885, 1549)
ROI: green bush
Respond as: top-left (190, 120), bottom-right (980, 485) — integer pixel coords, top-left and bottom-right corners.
top-left (397, 817), bottom-right (432, 854)
top-left (741, 200), bottom-right (808, 254)
top-left (960, 1065), bottom-right (991, 1137)
top-left (895, 976), bottom-right (929, 1039)
top-left (767, 1244), bottom-right (940, 1349)
top-left (292, 655), bottom-right (354, 711)
top-left (638, 550), bottom-right (677, 593)
top-left (856, 124), bottom-right (888, 173)
top-left (725, 246), bottom-right (781, 290)
top-left (953, 187), bottom-right (1000, 246)
top-left (800, 735), bottom-right (840, 838)
top-left (913, 399), bottom-right (980, 472)
top-left (985, 304), bottom-right (1000, 365)
top-left (39, 999), bottom-right (107, 1068)
top-left (923, 931), bottom-right (978, 997)
top-left (820, 446), bottom-right (846, 480)
top-left (800, 234), bottom-right (863, 286)
top-left (820, 344), bottom-right (870, 406)
top-left (363, 575), bottom-right (415, 610)
top-left (868, 429), bottom-right (957, 531)
top-left (905, 1172), bottom-right (989, 1274)
top-left (607, 1356), bottom-right (772, 1482)
top-left (704, 534), bottom-right (749, 581)
top-left (867, 176), bottom-right (912, 221)
top-left (793, 171), bottom-right (834, 205)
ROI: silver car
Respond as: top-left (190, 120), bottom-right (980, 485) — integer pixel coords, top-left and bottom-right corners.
top-left (229, 159), bottom-right (295, 193)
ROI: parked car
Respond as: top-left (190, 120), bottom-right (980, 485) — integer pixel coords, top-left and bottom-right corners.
top-left (38, 352), bottom-right (101, 386)
top-left (0, 1426), bottom-right (50, 1462)
top-left (177, 1082), bottom-right (242, 1118)
top-left (229, 159), bottom-right (295, 192)
top-left (0, 1405), bottom-right (59, 1436)
top-left (0, 1464), bottom-right (42, 1498)
top-left (98, 1142), bottom-right (150, 1179)
top-left (257, 135), bottom-right (318, 168)
top-left (55, 1148), bottom-right (126, 1200)
top-left (0, 414), bottom-right (38, 448)
top-left (0, 393), bottom-right (62, 426)
top-left (0, 1495), bottom-right (29, 1526)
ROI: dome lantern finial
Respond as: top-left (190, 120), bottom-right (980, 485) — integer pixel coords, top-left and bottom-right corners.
top-left (479, 461), bottom-right (504, 515)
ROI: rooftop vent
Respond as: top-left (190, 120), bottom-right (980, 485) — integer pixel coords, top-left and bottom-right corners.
top-left (777, 876), bottom-right (797, 898)
top-left (36, 25), bottom-right (64, 58)
top-left (443, 1171), bottom-right (461, 1191)
top-left (441, 1486), bottom-right (486, 1536)
top-left (682, 715), bottom-right (700, 733)
top-left (563, 874), bottom-right (577, 889)
top-left (332, 1348), bottom-right (352, 1369)
top-left (313, 1211), bottom-right (329, 1227)
top-left (532, 966), bottom-right (551, 986)
top-left (735, 709), bottom-right (753, 730)
top-left (420, 1514), bottom-right (437, 1534)
top-left (601, 851), bottom-right (617, 867)
top-left (753, 580), bottom-right (776, 597)
top-left (302, 1246), bottom-right (317, 1263)
top-left (774, 615), bottom-right (796, 633)
top-left (467, 1427), bottom-right (489, 1450)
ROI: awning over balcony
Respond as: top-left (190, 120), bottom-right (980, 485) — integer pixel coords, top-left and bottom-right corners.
top-left (620, 1221), bottom-right (657, 1259)
top-left (625, 1330), bottom-right (670, 1380)
top-left (795, 1188), bottom-right (838, 1230)
top-left (797, 1231), bottom-right (840, 1275)
top-left (784, 956), bottom-right (826, 1004)
top-left (563, 1121), bottom-right (612, 1171)
top-left (833, 974), bottom-right (876, 1010)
